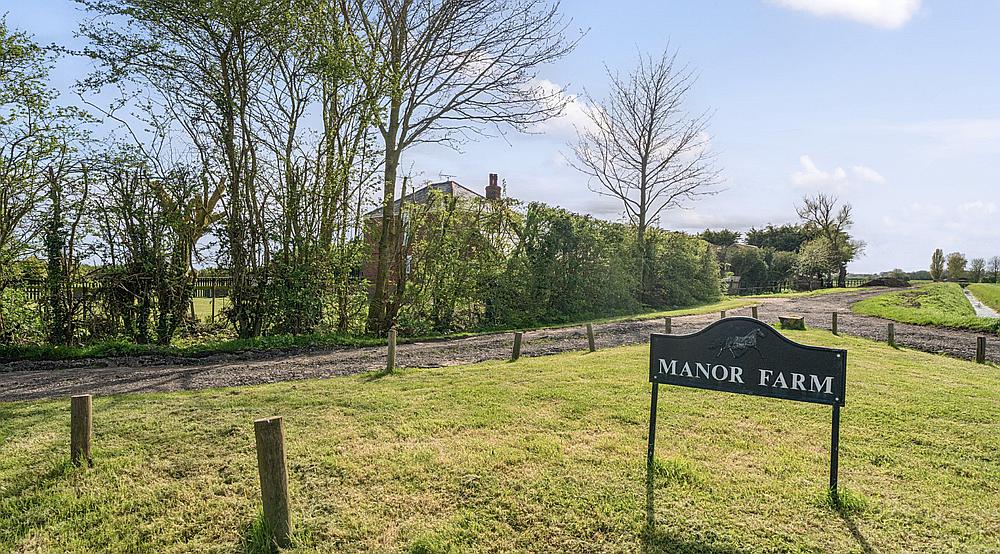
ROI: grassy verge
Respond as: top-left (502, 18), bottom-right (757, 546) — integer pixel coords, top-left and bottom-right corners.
top-left (853, 282), bottom-right (1000, 335)
top-left (968, 283), bottom-right (1000, 312)
top-left (2, 332), bottom-right (998, 552)
top-left (740, 287), bottom-right (863, 299)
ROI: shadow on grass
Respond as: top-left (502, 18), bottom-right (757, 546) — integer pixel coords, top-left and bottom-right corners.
top-left (361, 368), bottom-right (394, 382)
top-left (827, 490), bottom-right (876, 554)
top-left (643, 465), bottom-right (749, 554)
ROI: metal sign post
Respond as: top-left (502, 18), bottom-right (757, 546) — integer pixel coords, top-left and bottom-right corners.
top-left (646, 317), bottom-right (847, 496)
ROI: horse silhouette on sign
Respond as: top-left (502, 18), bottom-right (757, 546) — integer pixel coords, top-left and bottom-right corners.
top-left (716, 328), bottom-right (766, 359)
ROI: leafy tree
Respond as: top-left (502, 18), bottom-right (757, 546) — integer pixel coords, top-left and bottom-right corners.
top-left (989, 256), bottom-right (1000, 283)
top-left (767, 250), bottom-right (799, 283)
top-left (795, 237), bottom-right (837, 283)
top-left (969, 258), bottom-right (986, 283)
top-left (724, 246), bottom-right (768, 290)
top-left (699, 229), bottom-right (741, 247)
top-left (0, 18), bottom-right (86, 337)
top-left (796, 194), bottom-right (864, 287)
top-left (930, 248), bottom-right (945, 281)
top-left (745, 224), bottom-right (810, 252)
top-left (946, 252), bottom-right (967, 281)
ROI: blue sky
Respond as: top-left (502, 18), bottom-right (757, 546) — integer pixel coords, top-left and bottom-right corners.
top-left (6, 0), bottom-right (999, 273)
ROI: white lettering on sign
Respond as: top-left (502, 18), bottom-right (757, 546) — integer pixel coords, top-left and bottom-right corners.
top-left (657, 359), bottom-right (744, 383)
top-left (660, 359), bottom-right (834, 397)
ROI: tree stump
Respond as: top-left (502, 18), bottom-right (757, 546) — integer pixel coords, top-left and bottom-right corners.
top-left (778, 316), bottom-right (806, 330)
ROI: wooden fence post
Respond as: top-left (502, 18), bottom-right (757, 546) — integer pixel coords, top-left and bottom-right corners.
top-left (664, 317), bottom-right (672, 334)
top-left (832, 312), bottom-right (838, 335)
top-left (751, 306), bottom-right (758, 319)
top-left (720, 310), bottom-right (727, 319)
top-left (586, 323), bottom-right (596, 352)
top-left (254, 417), bottom-right (291, 548)
top-left (211, 282), bottom-right (217, 323)
top-left (976, 336), bottom-right (986, 364)
top-left (71, 395), bottom-right (92, 467)
top-left (387, 329), bottom-right (397, 372)
top-left (888, 323), bottom-right (895, 347)
top-left (512, 332), bottom-right (523, 361)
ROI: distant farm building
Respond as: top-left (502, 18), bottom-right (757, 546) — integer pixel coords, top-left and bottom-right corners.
top-left (362, 174), bottom-right (504, 282)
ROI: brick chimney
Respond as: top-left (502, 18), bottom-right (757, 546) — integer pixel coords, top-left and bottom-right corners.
top-left (485, 173), bottom-right (501, 200)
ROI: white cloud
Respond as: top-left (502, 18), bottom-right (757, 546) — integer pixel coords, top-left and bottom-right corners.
top-left (790, 155), bottom-right (887, 190)
top-left (791, 155), bottom-right (848, 187)
top-left (531, 79), bottom-right (594, 138)
top-left (769, 0), bottom-right (921, 29)
top-left (851, 165), bottom-right (886, 184)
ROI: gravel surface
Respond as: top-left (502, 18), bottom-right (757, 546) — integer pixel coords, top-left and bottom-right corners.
top-left (2, 288), bottom-right (997, 402)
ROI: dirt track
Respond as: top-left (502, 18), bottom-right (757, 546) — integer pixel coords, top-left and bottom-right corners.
top-left (2, 288), bottom-right (998, 402)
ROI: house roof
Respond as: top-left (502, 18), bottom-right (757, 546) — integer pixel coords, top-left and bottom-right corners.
top-left (365, 180), bottom-right (484, 217)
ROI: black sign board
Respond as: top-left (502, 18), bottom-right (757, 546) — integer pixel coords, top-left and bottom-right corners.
top-left (646, 317), bottom-right (848, 495)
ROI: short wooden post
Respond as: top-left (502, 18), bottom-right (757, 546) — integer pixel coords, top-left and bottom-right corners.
top-left (664, 317), bottom-right (672, 334)
top-left (586, 323), bottom-right (596, 352)
top-left (720, 310), bottom-right (727, 319)
top-left (751, 306), bottom-right (758, 319)
top-left (70, 395), bottom-right (92, 467)
top-left (386, 329), bottom-right (397, 372)
top-left (887, 323), bottom-right (895, 347)
top-left (512, 332), bottom-right (523, 361)
top-left (832, 312), bottom-right (839, 335)
top-left (976, 336), bottom-right (986, 364)
top-left (254, 417), bottom-right (291, 548)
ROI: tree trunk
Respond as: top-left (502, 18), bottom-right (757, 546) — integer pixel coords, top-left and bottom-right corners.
top-left (367, 147), bottom-right (399, 334)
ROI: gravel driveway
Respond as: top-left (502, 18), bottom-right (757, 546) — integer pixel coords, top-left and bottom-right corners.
top-left (2, 288), bottom-right (996, 402)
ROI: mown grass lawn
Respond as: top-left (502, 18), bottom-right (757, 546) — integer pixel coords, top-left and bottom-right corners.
top-left (2, 330), bottom-right (998, 553)
top-left (968, 283), bottom-right (1000, 313)
top-left (853, 282), bottom-right (1000, 335)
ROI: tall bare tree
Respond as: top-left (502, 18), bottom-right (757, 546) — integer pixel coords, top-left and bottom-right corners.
top-left (570, 48), bottom-right (719, 300)
top-left (796, 194), bottom-right (864, 287)
top-left (343, 0), bottom-right (578, 334)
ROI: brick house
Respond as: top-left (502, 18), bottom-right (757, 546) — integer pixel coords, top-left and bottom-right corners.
top-left (361, 174), bottom-right (503, 282)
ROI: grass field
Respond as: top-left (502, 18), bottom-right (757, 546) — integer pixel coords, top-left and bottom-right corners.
top-left (2, 331), bottom-right (998, 553)
top-left (968, 283), bottom-right (1000, 312)
top-left (853, 282), bottom-right (1000, 334)
top-left (192, 297), bottom-right (230, 322)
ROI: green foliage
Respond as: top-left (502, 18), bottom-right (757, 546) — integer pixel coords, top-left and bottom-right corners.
top-left (854, 283), bottom-right (1000, 334)
top-left (698, 228), bottom-right (740, 247)
top-left (398, 192), bottom-right (515, 334)
top-left (724, 245), bottom-right (769, 289)
top-left (796, 237), bottom-right (838, 279)
top-left (644, 230), bottom-right (722, 307)
top-left (930, 248), bottom-right (945, 281)
top-left (491, 203), bottom-right (642, 327)
top-left (767, 250), bottom-right (798, 283)
top-left (745, 224), bottom-right (810, 252)
top-left (0, 287), bottom-right (42, 345)
top-left (946, 252), bottom-right (967, 281)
